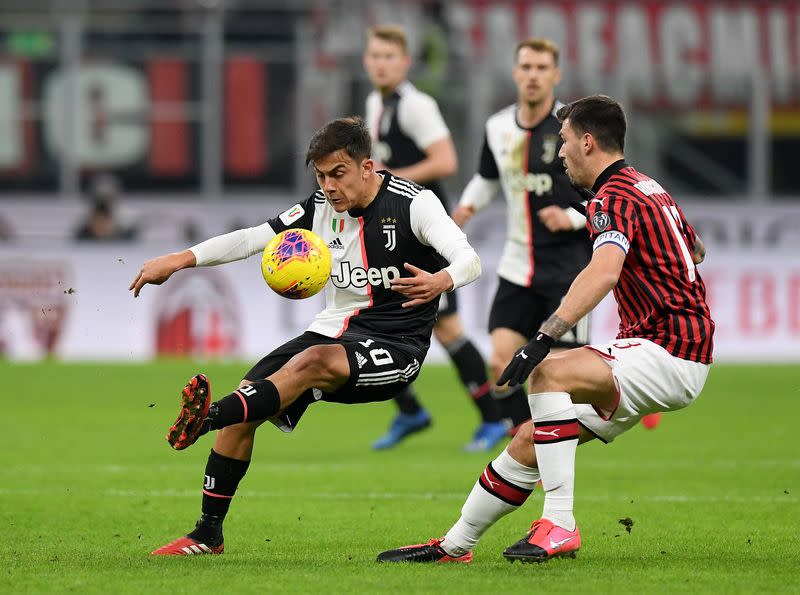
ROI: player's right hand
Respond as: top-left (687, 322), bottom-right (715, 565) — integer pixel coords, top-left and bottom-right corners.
top-left (129, 251), bottom-right (193, 297)
top-left (451, 205), bottom-right (475, 228)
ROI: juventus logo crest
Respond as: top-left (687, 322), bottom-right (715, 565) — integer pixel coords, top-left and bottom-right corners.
top-left (203, 475), bottom-right (216, 490)
top-left (542, 135), bottom-right (558, 164)
top-left (381, 218), bottom-right (397, 251)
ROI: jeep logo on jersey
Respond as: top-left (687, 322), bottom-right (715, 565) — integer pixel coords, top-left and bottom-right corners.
top-left (330, 262), bottom-right (400, 289)
top-left (505, 171), bottom-right (553, 196)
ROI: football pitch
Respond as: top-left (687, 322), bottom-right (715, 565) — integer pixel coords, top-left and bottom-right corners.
top-left (2, 361), bottom-right (798, 593)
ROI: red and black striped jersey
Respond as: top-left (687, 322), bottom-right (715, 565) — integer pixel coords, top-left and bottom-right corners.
top-left (586, 160), bottom-right (714, 363)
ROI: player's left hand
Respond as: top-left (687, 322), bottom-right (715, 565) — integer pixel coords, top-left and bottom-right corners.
top-left (497, 332), bottom-right (555, 387)
top-left (538, 206), bottom-right (573, 232)
top-left (391, 263), bottom-right (452, 308)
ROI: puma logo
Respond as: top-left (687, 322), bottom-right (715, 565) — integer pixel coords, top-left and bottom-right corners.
top-left (534, 429), bottom-right (560, 438)
top-left (482, 470), bottom-right (499, 490)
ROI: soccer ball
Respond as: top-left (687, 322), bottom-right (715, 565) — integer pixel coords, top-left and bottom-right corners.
top-left (261, 228), bottom-right (332, 299)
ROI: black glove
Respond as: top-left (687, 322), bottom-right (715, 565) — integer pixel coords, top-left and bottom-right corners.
top-left (497, 333), bottom-right (555, 387)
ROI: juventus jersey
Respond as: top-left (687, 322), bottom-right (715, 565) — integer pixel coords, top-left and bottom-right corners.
top-left (471, 102), bottom-right (589, 287)
top-left (256, 173), bottom-right (475, 358)
top-left (365, 81), bottom-right (451, 206)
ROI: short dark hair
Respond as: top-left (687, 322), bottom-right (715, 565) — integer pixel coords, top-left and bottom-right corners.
top-left (515, 38), bottom-right (560, 66)
top-left (305, 116), bottom-right (372, 166)
top-left (556, 95), bottom-right (626, 153)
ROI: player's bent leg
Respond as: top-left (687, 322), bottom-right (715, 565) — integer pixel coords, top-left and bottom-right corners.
top-left (528, 348), bottom-right (617, 410)
top-left (503, 348), bottom-right (613, 563)
top-left (269, 343), bottom-right (350, 396)
top-left (175, 344), bottom-right (350, 451)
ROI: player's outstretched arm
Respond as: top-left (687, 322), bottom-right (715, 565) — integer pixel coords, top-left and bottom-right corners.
top-left (130, 250), bottom-right (196, 297)
top-left (130, 221), bottom-right (277, 297)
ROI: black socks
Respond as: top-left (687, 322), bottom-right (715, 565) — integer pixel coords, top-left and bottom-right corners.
top-left (189, 449), bottom-right (251, 546)
top-left (207, 379), bottom-right (281, 430)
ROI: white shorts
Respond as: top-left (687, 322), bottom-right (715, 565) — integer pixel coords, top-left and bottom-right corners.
top-left (575, 338), bottom-right (710, 443)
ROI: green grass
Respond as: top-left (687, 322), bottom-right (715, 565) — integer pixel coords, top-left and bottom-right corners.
top-left (1, 361), bottom-right (798, 593)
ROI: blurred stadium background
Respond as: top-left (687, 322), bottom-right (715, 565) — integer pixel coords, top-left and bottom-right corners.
top-left (0, 0), bottom-right (798, 365)
top-left (2, 2), bottom-right (799, 591)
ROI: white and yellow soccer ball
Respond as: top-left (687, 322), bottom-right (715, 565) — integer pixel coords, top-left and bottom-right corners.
top-left (260, 229), bottom-right (332, 299)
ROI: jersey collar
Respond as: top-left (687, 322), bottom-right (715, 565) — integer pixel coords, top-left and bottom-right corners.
top-left (591, 159), bottom-right (628, 193)
top-left (515, 99), bottom-right (556, 131)
top-left (347, 171), bottom-right (390, 218)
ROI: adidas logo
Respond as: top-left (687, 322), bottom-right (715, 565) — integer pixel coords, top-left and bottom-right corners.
top-left (355, 352), bottom-right (368, 368)
top-left (327, 237), bottom-right (344, 250)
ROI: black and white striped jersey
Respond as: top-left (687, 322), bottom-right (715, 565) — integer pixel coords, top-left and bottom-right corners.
top-left (461, 102), bottom-right (590, 288)
top-left (256, 173), bottom-right (476, 358)
top-left (365, 81), bottom-right (451, 206)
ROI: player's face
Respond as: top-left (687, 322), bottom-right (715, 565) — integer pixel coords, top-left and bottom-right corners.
top-left (313, 150), bottom-right (374, 212)
top-left (513, 48), bottom-right (561, 107)
top-left (558, 119), bottom-right (590, 188)
top-left (363, 37), bottom-right (411, 93)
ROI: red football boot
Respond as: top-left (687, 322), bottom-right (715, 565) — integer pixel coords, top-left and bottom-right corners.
top-left (503, 518), bottom-right (580, 563)
top-left (167, 374), bottom-right (211, 450)
top-left (151, 535), bottom-right (223, 556)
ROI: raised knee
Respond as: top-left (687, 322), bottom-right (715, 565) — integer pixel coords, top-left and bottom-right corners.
top-left (529, 357), bottom-right (565, 391)
top-left (490, 353), bottom-right (510, 384)
top-left (290, 345), bottom-right (337, 381)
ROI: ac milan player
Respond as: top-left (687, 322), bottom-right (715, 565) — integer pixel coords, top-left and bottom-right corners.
top-left (129, 116), bottom-right (481, 556)
top-left (377, 95), bottom-right (713, 564)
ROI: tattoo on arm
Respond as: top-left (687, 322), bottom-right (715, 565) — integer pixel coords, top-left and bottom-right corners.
top-left (539, 313), bottom-right (573, 341)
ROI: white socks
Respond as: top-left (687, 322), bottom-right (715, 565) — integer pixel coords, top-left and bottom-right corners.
top-left (440, 448), bottom-right (539, 556)
top-left (530, 391), bottom-right (579, 531)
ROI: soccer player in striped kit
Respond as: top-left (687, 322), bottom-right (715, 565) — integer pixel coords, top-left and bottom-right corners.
top-left (377, 95), bottom-right (714, 564)
top-left (130, 116), bottom-right (482, 556)
top-left (452, 38), bottom-right (592, 437)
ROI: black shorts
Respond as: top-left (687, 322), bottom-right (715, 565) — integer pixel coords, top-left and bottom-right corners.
top-left (488, 278), bottom-right (591, 348)
top-left (437, 288), bottom-right (458, 318)
top-left (244, 332), bottom-right (423, 432)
